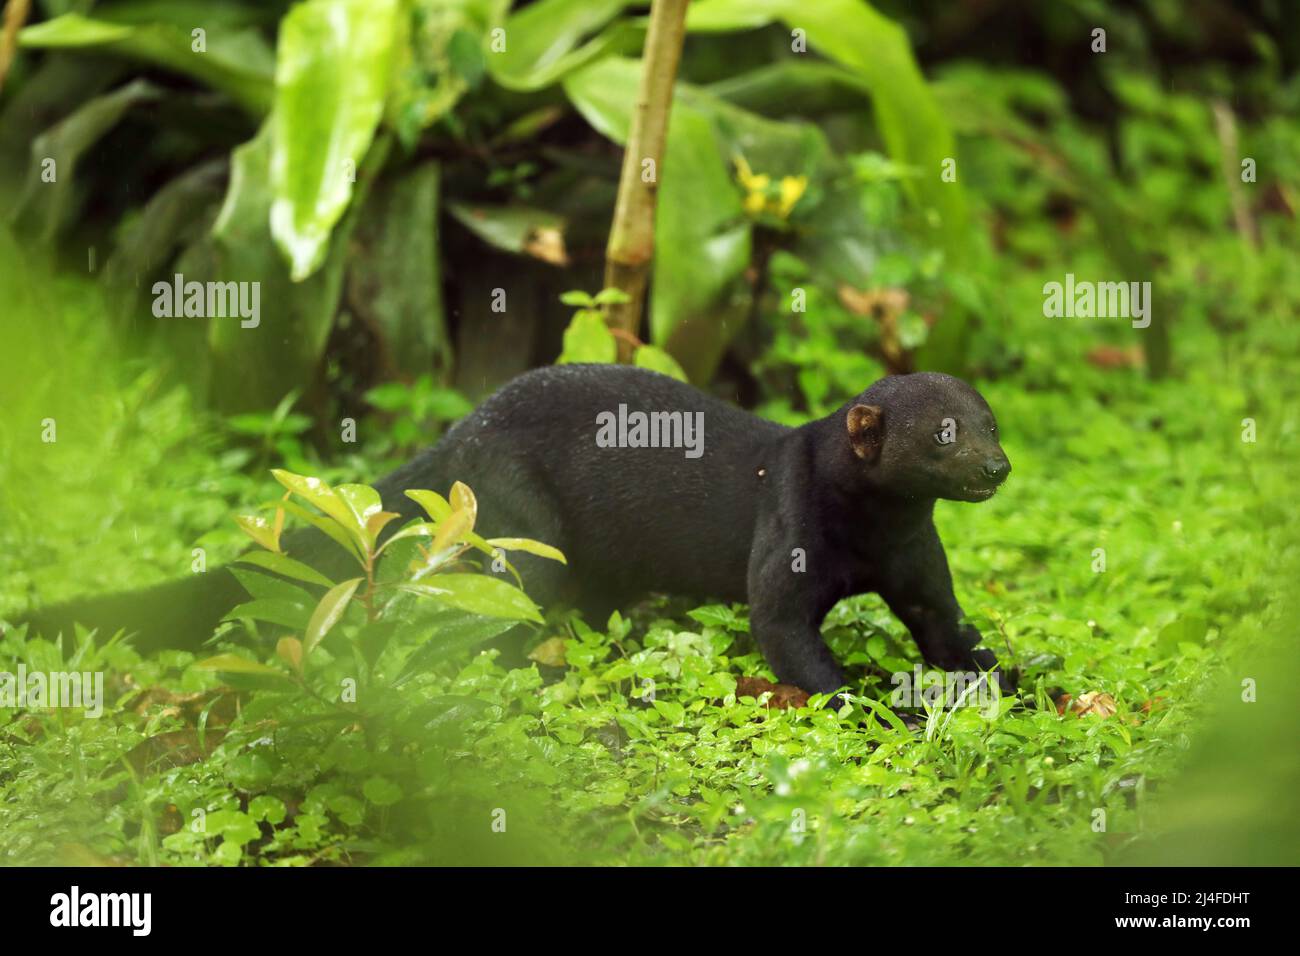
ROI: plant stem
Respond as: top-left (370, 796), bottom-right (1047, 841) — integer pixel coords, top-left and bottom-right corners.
top-left (603, 0), bottom-right (690, 359)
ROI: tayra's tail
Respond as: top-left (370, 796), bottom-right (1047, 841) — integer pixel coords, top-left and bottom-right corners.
top-left (21, 569), bottom-right (250, 653)
top-left (16, 446), bottom-right (445, 652)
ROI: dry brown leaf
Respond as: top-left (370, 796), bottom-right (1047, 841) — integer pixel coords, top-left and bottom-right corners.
top-left (1086, 345), bottom-right (1144, 369)
top-left (528, 636), bottom-right (568, 668)
top-left (126, 729), bottom-right (226, 773)
top-left (1066, 691), bottom-right (1118, 718)
top-left (131, 686), bottom-right (239, 727)
top-left (735, 675), bottom-right (810, 710)
top-left (837, 285), bottom-right (911, 373)
top-left (524, 227), bottom-right (568, 266)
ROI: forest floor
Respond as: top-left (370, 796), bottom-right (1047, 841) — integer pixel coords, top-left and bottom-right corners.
top-left (1, 226), bottom-right (1296, 866)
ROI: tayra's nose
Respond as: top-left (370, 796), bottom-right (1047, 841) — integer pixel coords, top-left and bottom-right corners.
top-left (982, 457), bottom-right (1011, 483)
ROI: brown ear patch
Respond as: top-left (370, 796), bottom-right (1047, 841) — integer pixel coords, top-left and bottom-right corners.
top-left (846, 404), bottom-right (883, 460)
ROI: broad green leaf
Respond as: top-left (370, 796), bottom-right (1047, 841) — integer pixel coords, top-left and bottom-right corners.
top-left (193, 653), bottom-right (287, 677)
top-left (270, 0), bottom-right (400, 280)
top-left (399, 575), bottom-right (543, 623)
top-left (223, 599), bottom-right (312, 630)
top-left (556, 310), bottom-right (617, 365)
top-left (349, 162), bottom-right (452, 378)
top-left (237, 550), bottom-right (334, 588)
top-left (19, 14), bottom-right (273, 115)
top-left (303, 578), bottom-right (364, 656)
top-left (447, 201), bottom-right (568, 265)
top-left (272, 470), bottom-right (367, 551)
top-left (449, 482), bottom-right (478, 528)
top-left (376, 520), bottom-right (439, 554)
top-left (0, 56), bottom-right (130, 222)
top-left (209, 122), bottom-right (379, 412)
top-left (633, 345), bottom-right (688, 382)
top-left (486, 538), bottom-right (568, 565)
top-left (429, 508), bottom-right (474, 556)
top-left (405, 489), bottom-right (452, 523)
top-left (280, 500), bottom-right (366, 567)
top-left (13, 80), bottom-right (161, 243)
top-left (229, 568), bottom-right (316, 607)
top-left (487, 0), bottom-right (640, 91)
top-left (336, 483), bottom-right (384, 547)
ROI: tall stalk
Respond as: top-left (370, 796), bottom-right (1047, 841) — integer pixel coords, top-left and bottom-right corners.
top-left (602, 0), bottom-right (690, 358)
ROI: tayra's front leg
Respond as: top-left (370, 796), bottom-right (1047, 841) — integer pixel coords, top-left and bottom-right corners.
top-left (746, 542), bottom-right (848, 696)
top-left (878, 526), bottom-right (1013, 691)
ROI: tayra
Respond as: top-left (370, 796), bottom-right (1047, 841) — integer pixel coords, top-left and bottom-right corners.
top-left (25, 365), bottom-right (1013, 695)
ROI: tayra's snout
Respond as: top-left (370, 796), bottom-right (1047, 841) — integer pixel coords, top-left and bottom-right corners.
top-left (981, 456), bottom-right (1011, 484)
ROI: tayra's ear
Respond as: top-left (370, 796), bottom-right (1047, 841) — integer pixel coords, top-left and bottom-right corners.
top-left (846, 404), bottom-right (884, 461)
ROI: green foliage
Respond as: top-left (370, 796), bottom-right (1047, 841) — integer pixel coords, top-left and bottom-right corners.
top-left (270, 0), bottom-right (400, 280)
top-left (556, 287), bottom-right (688, 381)
top-left (4, 0), bottom-right (963, 409)
top-left (2, 0), bottom-right (1297, 869)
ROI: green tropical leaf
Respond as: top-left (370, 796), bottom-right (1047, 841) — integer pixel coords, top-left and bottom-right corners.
top-left (19, 14), bottom-right (273, 115)
top-left (236, 550), bottom-right (334, 588)
top-left (399, 575), bottom-right (543, 623)
top-left (303, 578), bottom-right (364, 656)
top-left (270, 0), bottom-right (401, 280)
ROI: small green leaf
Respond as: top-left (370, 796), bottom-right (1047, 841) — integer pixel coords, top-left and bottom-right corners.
top-left (304, 578), bottom-right (363, 656)
top-left (237, 550), bottom-right (334, 588)
top-left (362, 776), bottom-right (403, 806)
top-left (557, 310), bottom-right (617, 364)
top-left (633, 345), bottom-right (689, 381)
top-left (653, 700), bottom-right (686, 725)
top-left (485, 537), bottom-right (567, 564)
top-left (223, 598), bottom-right (312, 630)
top-left (404, 489), bottom-right (452, 523)
top-left (234, 513), bottom-right (281, 553)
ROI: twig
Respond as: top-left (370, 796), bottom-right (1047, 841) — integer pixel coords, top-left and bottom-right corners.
top-left (603, 0), bottom-right (689, 359)
top-left (0, 0), bottom-right (32, 96)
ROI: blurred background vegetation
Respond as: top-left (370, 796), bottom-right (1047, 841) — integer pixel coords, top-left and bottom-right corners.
top-left (2, 0), bottom-right (1295, 424)
top-left (0, 0), bottom-right (1297, 867)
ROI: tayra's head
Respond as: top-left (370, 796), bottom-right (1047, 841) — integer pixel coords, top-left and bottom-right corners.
top-left (841, 372), bottom-right (1011, 503)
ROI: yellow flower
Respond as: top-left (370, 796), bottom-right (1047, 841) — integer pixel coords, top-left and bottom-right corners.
top-left (734, 155), bottom-right (770, 192)
top-left (735, 155), bottom-right (771, 215)
top-left (777, 175), bottom-right (808, 217)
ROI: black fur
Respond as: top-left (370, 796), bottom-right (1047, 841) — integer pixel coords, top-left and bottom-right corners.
top-left (24, 365), bottom-right (1013, 694)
